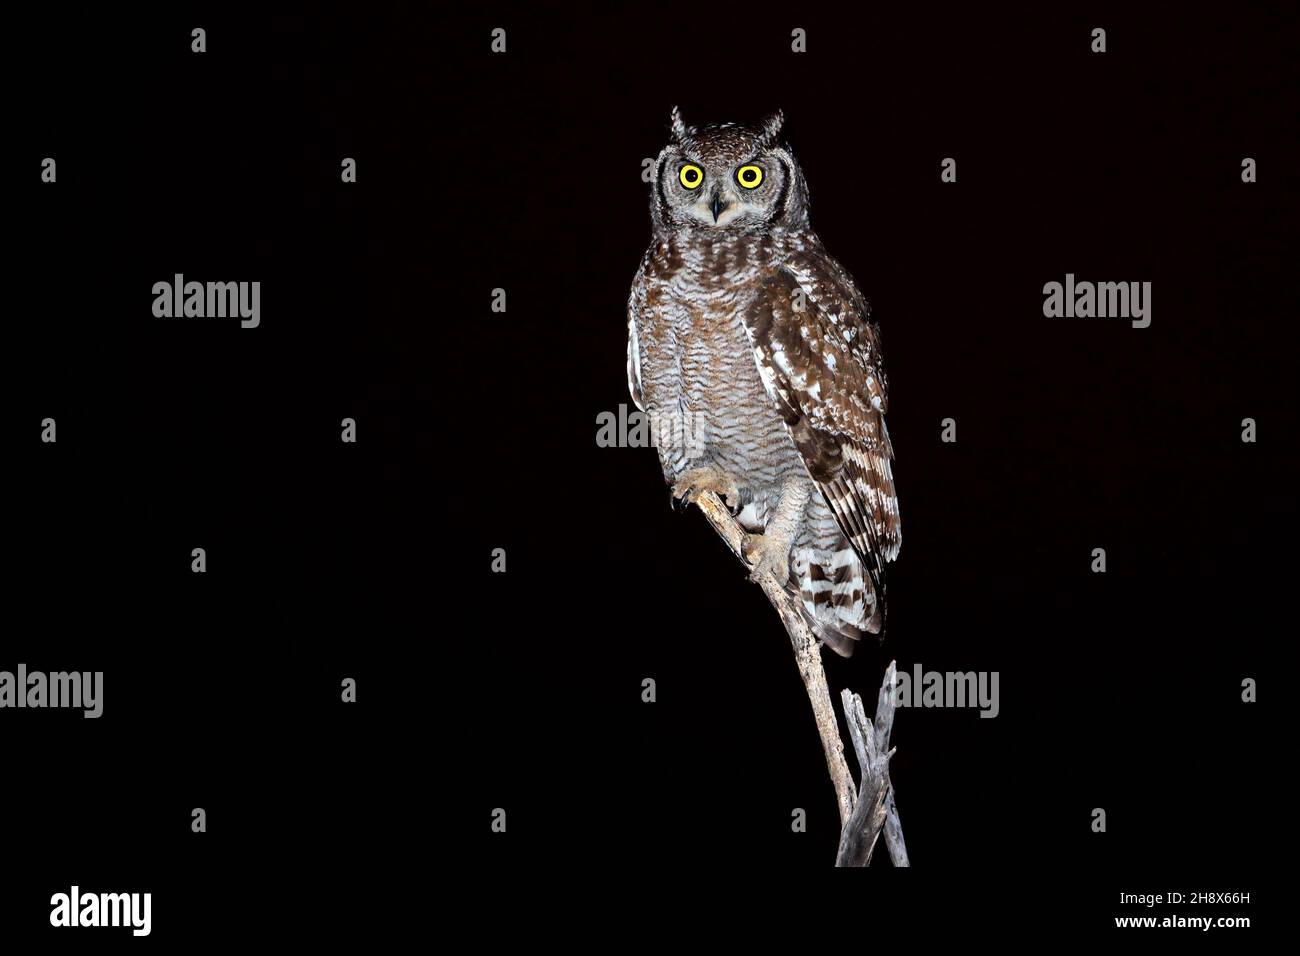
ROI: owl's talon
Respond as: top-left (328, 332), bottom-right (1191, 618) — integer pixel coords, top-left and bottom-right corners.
top-left (671, 467), bottom-right (742, 513)
top-left (742, 532), bottom-right (792, 585)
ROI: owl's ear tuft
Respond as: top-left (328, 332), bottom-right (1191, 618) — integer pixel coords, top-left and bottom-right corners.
top-left (759, 109), bottom-right (786, 148)
top-left (669, 105), bottom-right (690, 144)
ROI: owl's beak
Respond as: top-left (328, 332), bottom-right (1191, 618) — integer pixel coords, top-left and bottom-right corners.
top-left (710, 192), bottom-right (725, 223)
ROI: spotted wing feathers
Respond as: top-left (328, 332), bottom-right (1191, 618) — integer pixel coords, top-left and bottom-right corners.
top-left (741, 253), bottom-right (901, 637)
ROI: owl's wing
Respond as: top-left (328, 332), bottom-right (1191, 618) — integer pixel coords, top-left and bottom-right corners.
top-left (740, 254), bottom-right (901, 618)
top-left (627, 263), bottom-right (647, 412)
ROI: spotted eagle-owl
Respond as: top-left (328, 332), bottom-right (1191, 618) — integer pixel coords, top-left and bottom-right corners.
top-left (626, 107), bottom-right (901, 655)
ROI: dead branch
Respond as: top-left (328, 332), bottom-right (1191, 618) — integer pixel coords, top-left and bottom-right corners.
top-left (835, 665), bottom-right (910, 866)
top-left (691, 488), bottom-right (856, 824)
top-left (689, 489), bottom-right (909, 866)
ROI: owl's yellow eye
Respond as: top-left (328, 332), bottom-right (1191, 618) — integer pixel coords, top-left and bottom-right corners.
top-left (679, 164), bottom-right (704, 189)
top-left (736, 164), bottom-right (764, 188)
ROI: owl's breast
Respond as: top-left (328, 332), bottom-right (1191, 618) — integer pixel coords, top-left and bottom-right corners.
top-left (649, 243), bottom-right (802, 490)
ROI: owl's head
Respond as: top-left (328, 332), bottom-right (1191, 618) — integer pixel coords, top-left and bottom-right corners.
top-left (650, 107), bottom-right (810, 233)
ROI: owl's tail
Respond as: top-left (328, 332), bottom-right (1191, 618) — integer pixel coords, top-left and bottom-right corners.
top-left (789, 539), bottom-right (882, 658)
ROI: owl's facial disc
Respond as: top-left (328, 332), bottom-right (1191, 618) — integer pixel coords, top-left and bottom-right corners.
top-left (673, 156), bottom-right (777, 228)
top-left (675, 172), bottom-right (755, 227)
top-left (658, 136), bottom-right (793, 231)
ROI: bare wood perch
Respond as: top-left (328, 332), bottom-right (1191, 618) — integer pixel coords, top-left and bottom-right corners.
top-left (689, 489), bottom-right (909, 866)
top-left (690, 489), bottom-right (855, 823)
top-left (836, 667), bottom-right (910, 866)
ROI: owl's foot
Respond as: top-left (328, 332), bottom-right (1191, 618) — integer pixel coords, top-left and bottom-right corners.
top-left (742, 532), bottom-right (793, 585)
top-left (671, 466), bottom-right (742, 513)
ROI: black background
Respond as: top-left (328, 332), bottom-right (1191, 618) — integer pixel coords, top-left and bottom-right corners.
top-left (6, 1), bottom-right (1293, 941)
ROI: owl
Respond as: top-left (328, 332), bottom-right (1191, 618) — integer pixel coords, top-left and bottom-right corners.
top-left (627, 107), bottom-right (901, 656)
